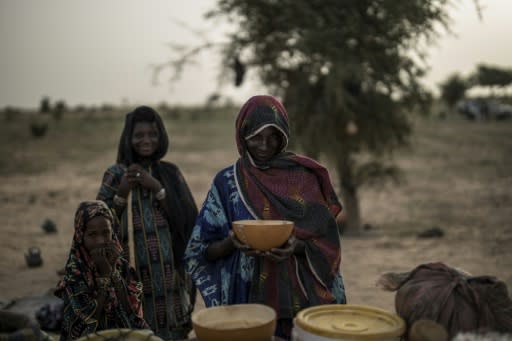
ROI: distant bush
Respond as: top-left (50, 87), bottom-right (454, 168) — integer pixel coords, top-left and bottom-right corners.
top-left (53, 100), bottom-right (67, 121)
top-left (101, 103), bottom-right (115, 112)
top-left (30, 115), bottom-right (50, 138)
top-left (3, 106), bottom-right (20, 121)
top-left (40, 96), bottom-right (51, 113)
top-left (41, 218), bottom-right (57, 233)
top-left (30, 122), bottom-right (48, 138)
top-left (74, 104), bottom-right (87, 112)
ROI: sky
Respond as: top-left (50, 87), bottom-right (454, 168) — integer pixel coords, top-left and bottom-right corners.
top-left (0, 0), bottom-right (511, 109)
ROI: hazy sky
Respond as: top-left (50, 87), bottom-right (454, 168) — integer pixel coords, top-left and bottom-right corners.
top-left (1, 0), bottom-right (511, 109)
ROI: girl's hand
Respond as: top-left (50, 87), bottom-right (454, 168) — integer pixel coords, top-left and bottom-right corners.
top-left (117, 174), bottom-right (133, 197)
top-left (90, 247), bottom-right (113, 277)
top-left (104, 241), bottom-right (122, 267)
top-left (126, 164), bottom-right (162, 193)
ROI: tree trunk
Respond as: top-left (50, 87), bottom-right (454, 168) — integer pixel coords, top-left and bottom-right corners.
top-left (337, 160), bottom-right (362, 236)
top-left (339, 183), bottom-right (362, 236)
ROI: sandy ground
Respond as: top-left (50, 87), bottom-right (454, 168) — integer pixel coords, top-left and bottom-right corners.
top-left (0, 166), bottom-right (509, 314)
top-left (1, 116), bottom-right (511, 330)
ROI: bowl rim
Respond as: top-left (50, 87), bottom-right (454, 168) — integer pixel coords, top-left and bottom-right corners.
top-left (232, 219), bottom-right (294, 226)
top-left (192, 303), bottom-right (277, 330)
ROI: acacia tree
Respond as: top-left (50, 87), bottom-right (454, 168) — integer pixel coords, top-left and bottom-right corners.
top-left (203, 0), bottom-right (458, 234)
top-left (471, 64), bottom-right (512, 96)
top-left (156, 1), bottom-right (458, 234)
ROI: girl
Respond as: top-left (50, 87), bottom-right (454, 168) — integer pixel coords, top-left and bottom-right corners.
top-left (97, 106), bottom-right (198, 340)
top-left (55, 200), bottom-right (148, 340)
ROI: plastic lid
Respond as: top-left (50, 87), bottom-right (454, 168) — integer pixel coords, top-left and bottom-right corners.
top-left (294, 304), bottom-right (405, 340)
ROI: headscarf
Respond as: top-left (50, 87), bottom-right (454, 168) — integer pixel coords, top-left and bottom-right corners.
top-left (116, 106), bottom-right (169, 166)
top-left (115, 106), bottom-right (198, 270)
top-left (55, 201), bottom-right (147, 340)
top-left (234, 95), bottom-right (343, 317)
top-left (235, 95), bottom-right (342, 226)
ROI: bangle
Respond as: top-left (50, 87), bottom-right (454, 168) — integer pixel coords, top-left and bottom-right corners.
top-left (96, 277), bottom-right (112, 290)
top-left (113, 194), bottom-right (127, 206)
top-left (155, 188), bottom-right (166, 200)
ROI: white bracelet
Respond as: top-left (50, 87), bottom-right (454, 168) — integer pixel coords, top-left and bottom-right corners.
top-left (113, 194), bottom-right (127, 206)
top-left (155, 188), bottom-right (166, 200)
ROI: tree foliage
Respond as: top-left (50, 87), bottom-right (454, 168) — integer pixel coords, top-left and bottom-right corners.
top-left (472, 64), bottom-right (512, 88)
top-left (40, 96), bottom-right (51, 114)
top-left (439, 73), bottom-right (468, 109)
top-left (202, 0), bottom-right (454, 233)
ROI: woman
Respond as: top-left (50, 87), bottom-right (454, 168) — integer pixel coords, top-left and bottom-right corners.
top-left (183, 95), bottom-right (346, 340)
top-left (55, 200), bottom-right (149, 340)
top-left (96, 106), bottom-right (198, 340)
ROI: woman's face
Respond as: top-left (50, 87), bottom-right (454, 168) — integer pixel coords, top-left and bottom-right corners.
top-left (83, 216), bottom-right (112, 252)
top-left (131, 121), bottom-right (159, 158)
top-left (246, 126), bottom-right (282, 163)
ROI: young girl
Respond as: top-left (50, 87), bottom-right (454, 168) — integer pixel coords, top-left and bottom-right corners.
top-left (55, 200), bottom-right (148, 341)
top-left (96, 106), bottom-right (198, 340)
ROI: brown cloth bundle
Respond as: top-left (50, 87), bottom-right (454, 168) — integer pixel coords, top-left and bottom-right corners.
top-left (0, 310), bottom-right (45, 341)
top-left (377, 262), bottom-right (512, 339)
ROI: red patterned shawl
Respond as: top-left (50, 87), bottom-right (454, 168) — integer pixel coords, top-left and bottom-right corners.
top-left (234, 95), bottom-right (343, 318)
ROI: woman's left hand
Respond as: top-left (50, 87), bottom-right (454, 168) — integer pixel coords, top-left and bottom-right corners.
top-left (263, 235), bottom-right (297, 262)
top-left (127, 164), bottom-right (162, 193)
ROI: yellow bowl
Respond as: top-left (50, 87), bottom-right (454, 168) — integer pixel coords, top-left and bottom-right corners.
top-left (192, 304), bottom-right (276, 341)
top-left (232, 220), bottom-right (294, 251)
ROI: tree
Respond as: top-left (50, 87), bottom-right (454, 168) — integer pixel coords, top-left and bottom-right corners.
top-left (53, 100), bottom-right (67, 121)
top-left (439, 73), bottom-right (468, 109)
top-left (40, 96), bottom-right (51, 114)
top-left (166, 1), bottom-right (458, 234)
top-left (202, 0), bottom-right (457, 235)
top-left (471, 64), bottom-right (512, 94)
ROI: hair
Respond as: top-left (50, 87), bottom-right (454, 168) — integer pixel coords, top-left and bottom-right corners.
top-left (116, 106), bottom-right (169, 165)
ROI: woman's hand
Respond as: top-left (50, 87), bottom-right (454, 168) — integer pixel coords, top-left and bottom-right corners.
top-left (262, 235), bottom-right (299, 262)
top-left (230, 231), bottom-right (262, 257)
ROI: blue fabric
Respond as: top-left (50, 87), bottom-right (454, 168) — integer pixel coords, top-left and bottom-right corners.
top-left (184, 165), bottom-right (347, 308)
top-left (97, 164), bottom-right (195, 340)
top-left (184, 165), bottom-right (255, 307)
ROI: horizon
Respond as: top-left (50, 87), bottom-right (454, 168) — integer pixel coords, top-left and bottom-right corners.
top-left (1, 0), bottom-right (511, 109)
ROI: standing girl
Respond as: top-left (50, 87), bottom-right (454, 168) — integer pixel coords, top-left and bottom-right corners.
top-left (97, 106), bottom-right (198, 340)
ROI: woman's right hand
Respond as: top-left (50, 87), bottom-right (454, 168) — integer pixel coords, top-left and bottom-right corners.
top-left (205, 231), bottom-right (261, 261)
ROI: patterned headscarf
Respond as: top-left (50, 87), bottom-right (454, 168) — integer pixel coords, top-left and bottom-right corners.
top-left (55, 201), bottom-right (147, 339)
top-left (114, 106), bottom-right (198, 269)
top-left (235, 95), bottom-right (342, 222)
top-left (234, 95), bottom-right (343, 317)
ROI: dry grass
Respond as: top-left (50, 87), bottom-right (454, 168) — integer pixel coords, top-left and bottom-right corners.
top-left (0, 109), bottom-right (510, 313)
